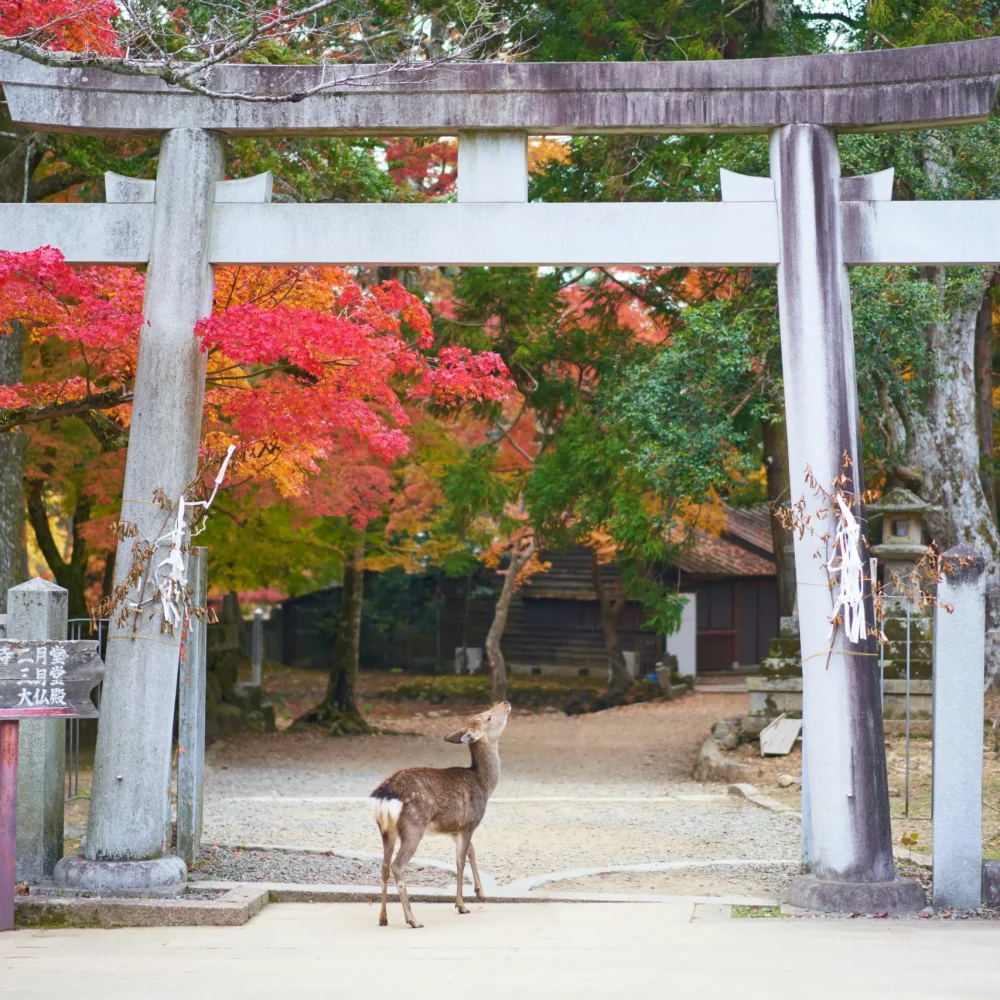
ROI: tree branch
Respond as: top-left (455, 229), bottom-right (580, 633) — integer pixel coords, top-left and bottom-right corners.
top-left (0, 389), bottom-right (132, 431)
top-left (791, 11), bottom-right (863, 27)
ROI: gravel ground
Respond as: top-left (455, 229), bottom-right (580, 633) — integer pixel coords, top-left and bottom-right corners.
top-left (538, 861), bottom-right (801, 898)
top-left (191, 845), bottom-right (463, 887)
top-left (201, 693), bottom-right (801, 898)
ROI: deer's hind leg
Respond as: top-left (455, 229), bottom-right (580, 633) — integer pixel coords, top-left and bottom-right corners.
top-left (391, 821), bottom-right (426, 929)
top-left (378, 828), bottom-right (396, 926)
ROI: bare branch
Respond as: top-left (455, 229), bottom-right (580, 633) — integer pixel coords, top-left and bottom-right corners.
top-left (0, 1), bottom-right (526, 104)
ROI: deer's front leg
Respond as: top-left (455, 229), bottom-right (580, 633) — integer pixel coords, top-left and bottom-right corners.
top-left (455, 832), bottom-right (472, 914)
top-left (467, 840), bottom-right (486, 901)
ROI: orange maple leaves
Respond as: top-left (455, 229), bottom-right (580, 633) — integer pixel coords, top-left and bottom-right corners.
top-left (0, 250), bottom-right (513, 523)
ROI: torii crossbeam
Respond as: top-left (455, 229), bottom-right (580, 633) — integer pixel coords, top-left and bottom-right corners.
top-left (2, 38), bottom-right (998, 912)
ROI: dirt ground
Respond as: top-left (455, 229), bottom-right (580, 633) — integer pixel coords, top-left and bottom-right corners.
top-left (59, 665), bottom-right (1000, 903)
top-left (199, 670), bottom-right (800, 896)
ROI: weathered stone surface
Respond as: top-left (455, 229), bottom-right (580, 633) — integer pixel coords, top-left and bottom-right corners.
top-left (9, 579), bottom-right (68, 885)
top-left (747, 676), bottom-right (803, 717)
top-left (216, 702), bottom-right (244, 736)
top-left (206, 671), bottom-right (222, 706)
top-left (982, 861), bottom-right (1000, 907)
top-left (738, 715), bottom-right (772, 740)
top-left (693, 737), bottom-right (760, 783)
top-left (772, 124), bottom-right (893, 885)
top-left (3, 40), bottom-right (998, 136)
top-left (933, 548), bottom-right (987, 911)
top-left (783, 873), bottom-right (925, 915)
top-left (244, 711), bottom-right (268, 734)
top-left (16, 885), bottom-right (265, 927)
top-left (84, 129), bottom-right (224, 869)
top-left (53, 855), bottom-right (187, 894)
top-left (232, 682), bottom-right (262, 714)
top-left (214, 658), bottom-right (237, 700)
top-left (260, 703), bottom-right (276, 731)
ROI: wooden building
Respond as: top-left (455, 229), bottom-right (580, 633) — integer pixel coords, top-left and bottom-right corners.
top-left (442, 505), bottom-right (781, 678)
top-left (273, 505), bottom-right (780, 677)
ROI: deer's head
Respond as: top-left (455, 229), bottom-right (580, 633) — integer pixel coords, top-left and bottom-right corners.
top-left (444, 701), bottom-right (511, 745)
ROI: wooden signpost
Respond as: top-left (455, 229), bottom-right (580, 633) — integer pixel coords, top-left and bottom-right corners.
top-left (0, 640), bottom-right (103, 932)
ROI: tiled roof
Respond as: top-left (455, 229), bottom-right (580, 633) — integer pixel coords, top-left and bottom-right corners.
top-left (676, 532), bottom-right (776, 577)
top-left (676, 505), bottom-right (777, 578)
top-left (724, 506), bottom-right (775, 556)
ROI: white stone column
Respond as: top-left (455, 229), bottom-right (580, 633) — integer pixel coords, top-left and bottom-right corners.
top-left (67, 130), bottom-right (223, 887)
top-left (457, 132), bottom-right (528, 204)
top-left (10, 578), bottom-right (67, 883)
top-left (932, 544), bottom-right (986, 910)
top-left (770, 125), bottom-right (921, 913)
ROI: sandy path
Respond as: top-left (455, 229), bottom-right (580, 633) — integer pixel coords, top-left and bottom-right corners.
top-left (202, 694), bottom-right (801, 896)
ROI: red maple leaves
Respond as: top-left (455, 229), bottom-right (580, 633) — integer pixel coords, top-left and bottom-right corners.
top-left (0, 249), bottom-right (512, 520)
top-left (0, 0), bottom-right (120, 53)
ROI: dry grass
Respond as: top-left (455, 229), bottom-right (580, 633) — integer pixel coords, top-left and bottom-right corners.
top-left (720, 700), bottom-right (1000, 859)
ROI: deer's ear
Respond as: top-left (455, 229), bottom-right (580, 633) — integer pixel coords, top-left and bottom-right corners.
top-left (443, 729), bottom-right (466, 744)
top-left (460, 728), bottom-right (483, 744)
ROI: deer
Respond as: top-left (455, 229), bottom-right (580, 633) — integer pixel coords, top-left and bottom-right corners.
top-left (369, 700), bottom-right (511, 928)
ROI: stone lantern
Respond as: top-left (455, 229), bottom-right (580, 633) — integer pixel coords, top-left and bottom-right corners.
top-left (867, 488), bottom-right (939, 607)
top-left (865, 488), bottom-right (939, 722)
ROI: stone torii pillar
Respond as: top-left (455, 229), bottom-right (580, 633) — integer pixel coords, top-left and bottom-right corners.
top-left (769, 125), bottom-right (923, 913)
top-left (55, 130), bottom-right (223, 892)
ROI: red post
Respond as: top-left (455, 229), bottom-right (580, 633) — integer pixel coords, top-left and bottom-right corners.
top-left (0, 719), bottom-right (18, 932)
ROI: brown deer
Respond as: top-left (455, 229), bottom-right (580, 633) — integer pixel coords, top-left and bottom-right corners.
top-left (370, 700), bottom-right (511, 928)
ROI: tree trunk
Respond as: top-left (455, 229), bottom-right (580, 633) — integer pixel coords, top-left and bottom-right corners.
top-left (25, 480), bottom-right (91, 618)
top-left (297, 542), bottom-right (372, 734)
top-left (328, 543), bottom-right (366, 715)
top-left (101, 549), bottom-right (116, 600)
top-left (762, 419), bottom-right (797, 617)
top-left (0, 320), bottom-right (23, 612)
top-left (975, 276), bottom-right (996, 519)
top-left (484, 539), bottom-right (534, 703)
top-left (902, 268), bottom-right (1000, 678)
top-left (590, 548), bottom-right (632, 695)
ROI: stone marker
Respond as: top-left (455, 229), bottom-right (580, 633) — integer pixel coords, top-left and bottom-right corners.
top-left (933, 545), bottom-right (986, 911)
top-left (8, 579), bottom-right (68, 884)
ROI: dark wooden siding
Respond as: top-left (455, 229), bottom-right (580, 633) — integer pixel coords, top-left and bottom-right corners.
top-left (276, 533), bottom-right (778, 675)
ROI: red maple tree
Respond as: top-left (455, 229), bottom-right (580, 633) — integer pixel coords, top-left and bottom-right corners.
top-left (0, 248), bottom-right (512, 607)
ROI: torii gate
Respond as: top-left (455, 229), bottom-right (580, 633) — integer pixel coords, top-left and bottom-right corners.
top-left (2, 38), bottom-right (999, 912)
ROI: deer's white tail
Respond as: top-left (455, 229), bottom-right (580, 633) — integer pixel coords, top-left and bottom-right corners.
top-left (372, 796), bottom-right (403, 836)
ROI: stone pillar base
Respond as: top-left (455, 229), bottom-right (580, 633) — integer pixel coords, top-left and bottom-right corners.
top-left (783, 873), bottom-right (925, 914)
top-left (53, 856), bottom-right (186, 897)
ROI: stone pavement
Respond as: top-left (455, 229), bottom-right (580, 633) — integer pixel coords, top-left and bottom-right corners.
top-left (3, 902), bottom-right (1000, 998)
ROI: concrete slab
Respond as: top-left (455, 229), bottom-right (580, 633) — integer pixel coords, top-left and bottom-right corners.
top-left (3, 903), bottom-right (1000, 998)
top-left (14, 886), bottom-right (266, 929)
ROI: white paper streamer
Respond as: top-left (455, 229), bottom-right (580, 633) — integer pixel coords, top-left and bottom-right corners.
top-left (150, 445), bottom-right (237, 631)
top-left (826, 496), bottom-right (866, 644)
